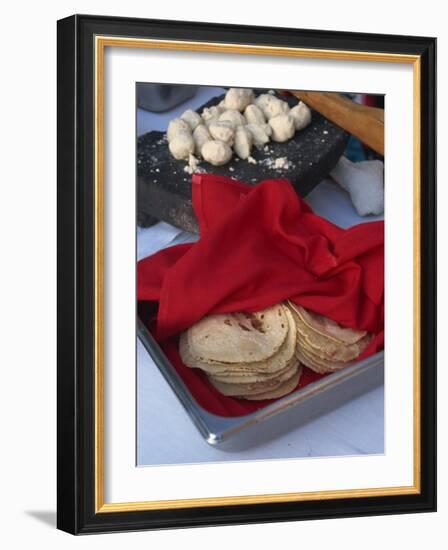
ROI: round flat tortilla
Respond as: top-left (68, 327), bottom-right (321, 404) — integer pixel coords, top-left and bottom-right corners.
top-left (297, 328), bottom-right (371, 363)
top-left (288, 301), bottom-right (367, 344)
top-left (179, 307), bottom-right (296, 374)
top-left (236, 366), bottom-right (302, 400)
top-left (186, 304), bottom-right (289, 364)
top-left (210, 360), bottom-right (295, 384)
top-left (295, 347), bottom-right (329, 374)
top-left (208, 359), bottom-right (299, 396)
top-left (296, 333), bottom-right (348, 366)
top-left (295, 344), bottom-right (350, 373)
top-left (288, 305), bottom-right (371, 362)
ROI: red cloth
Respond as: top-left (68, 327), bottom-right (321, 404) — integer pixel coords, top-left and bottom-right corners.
top-left (138, 174), bottom-right (384, 417)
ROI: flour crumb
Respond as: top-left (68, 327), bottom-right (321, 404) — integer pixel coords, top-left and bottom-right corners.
top-left (274, 157), bottom-right (290, 169)
top-left (183, 154), bottom-right (204, 174)
top-left (260, 155), bottom-right (293, 171)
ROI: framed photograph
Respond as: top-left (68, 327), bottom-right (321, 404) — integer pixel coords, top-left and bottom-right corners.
top-left (57, 14), bottom-right (436, 534)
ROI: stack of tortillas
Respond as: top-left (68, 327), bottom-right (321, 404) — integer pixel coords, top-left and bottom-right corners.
top-left (286, 301), bottom-right (372, 373)
top-left (179, 301), bottom-right (373, 400)
top-left (179, 304), bottom-right (302, 400)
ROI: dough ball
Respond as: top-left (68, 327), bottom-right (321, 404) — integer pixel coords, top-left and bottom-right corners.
top-left (233, 126), bottom-right (253, 160)
top-left (262, 123), bottom-right (273, 137)
top-left (201, 105), bottom-right (224, 126)
top-left (254, 94), bottom-right (271, 111)
top-left (181, 109), bottom-right (202, 131)
top-left (168, 131), bottom-right (195, 160)
top-left (208, 121), bottom-right (235, 145)
top-left (289, 101), bottom-right (312, 131)
top-left (255, 94), bottom-right (290, 120)
top-left (244, 104), bottom-right (266, 125)
top-left (193, 124), bottom-right (211, 156)
top-left (167, 118), bottom-right (191, 142)
top-left (219, 109), bottom-right (246, 127)
top-left (245, 123), bottom-right (271, 147)
top-left (269, 114), bottom-right (295, 142)
top-left (201, 140), bottom-right (233, 166)
top-left (224, 88), bottom-right (255, 111)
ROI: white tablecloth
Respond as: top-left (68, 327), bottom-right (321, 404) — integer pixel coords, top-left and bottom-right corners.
top-left (136, 87), bottom-right (384, 466)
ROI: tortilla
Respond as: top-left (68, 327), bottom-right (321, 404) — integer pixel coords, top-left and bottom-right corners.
top-left (236, 366), bottom-right (302, 400)
top-left (288, 301), bottom-right (367, 344)
top-left (295, 344), bottom-right (351, 373)
top-left (180, 307), bottom-right (296, 374)
top-left (288, 304), bottom-right (371, 362)
top-left (208, 359), bottom-right (299, 396)
top-left (186, 304), bottom-right (289, 364)
top-left (210, 360), bottom-right (295, 384)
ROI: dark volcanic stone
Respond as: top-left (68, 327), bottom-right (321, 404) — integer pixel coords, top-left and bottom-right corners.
top-left (137, 93), bottom-right (348, 232)
top-left (137, 210), bottom-right (158, 228)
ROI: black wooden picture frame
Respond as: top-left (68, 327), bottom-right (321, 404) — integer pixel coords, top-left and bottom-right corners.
top-left (57, 14), bottom-right (436, 534)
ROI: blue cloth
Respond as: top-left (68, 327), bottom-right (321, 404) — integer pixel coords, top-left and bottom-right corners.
top-left (344, 135), bottom-right (367, 162)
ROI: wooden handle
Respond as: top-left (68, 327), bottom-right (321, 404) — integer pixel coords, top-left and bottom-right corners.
top-left (291, 91), bottom-right (384, 156)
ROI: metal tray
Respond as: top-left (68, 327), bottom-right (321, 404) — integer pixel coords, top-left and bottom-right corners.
top-left (138, 319), bottom-right (384, 446)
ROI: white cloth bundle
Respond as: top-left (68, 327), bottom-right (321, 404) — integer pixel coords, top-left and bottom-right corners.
top-left (330, 156), bottom-right (384, 217)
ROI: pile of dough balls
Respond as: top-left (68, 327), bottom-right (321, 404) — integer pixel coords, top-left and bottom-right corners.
top-left (166, 88), bottom-right (312, 167)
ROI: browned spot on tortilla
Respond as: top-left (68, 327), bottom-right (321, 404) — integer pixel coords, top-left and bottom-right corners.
top-left (238, 323), bottom-right (251, 331)
top-left (224, 319), bottom-right (232, 326)
top-left (250, 318), bottom-right (265, 333)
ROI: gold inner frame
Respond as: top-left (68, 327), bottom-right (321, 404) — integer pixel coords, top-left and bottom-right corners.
top-left (94, 36), bottom-right (421, 513)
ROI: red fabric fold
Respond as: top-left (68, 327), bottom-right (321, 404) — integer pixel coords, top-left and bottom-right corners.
top-left (137, 174), bottom-right (384, 417)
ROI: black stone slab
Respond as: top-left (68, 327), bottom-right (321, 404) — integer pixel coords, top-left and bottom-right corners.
top-left (137, 93), bottom-right (348, 232)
